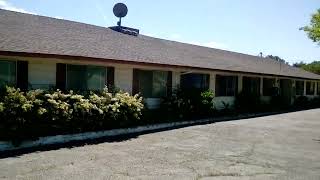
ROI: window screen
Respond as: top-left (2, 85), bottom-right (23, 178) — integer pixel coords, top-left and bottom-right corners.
top-left (0, 60), bottom-right (16, 87)
top-left (215, 75), bottom-right (238, 96)
top-left (295, 80), bottom-right (304, 96)
top-left (66, 64), bottom-right (106, 91)
top-left (134, 69), bottom-right (168, 98)
top-left (263, 78), bottom-right (276, 96)
top-left (306, 81), bottom-right (315, 95)
top-left (153, 71), bottom-right (169, 97)
top-left (243, 76), bottom-right (261, 95)
top-left (180, 73), bottom-right (209, 91)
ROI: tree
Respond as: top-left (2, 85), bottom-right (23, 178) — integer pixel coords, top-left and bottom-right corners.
top-left (293, 61), bottom-right (306, 68)
top-left (300, 9), bottom-right (320, 44)
top-left (293, 61), bottom-right (320, 75)
top-left (266, 55), bottom-right (288, 64)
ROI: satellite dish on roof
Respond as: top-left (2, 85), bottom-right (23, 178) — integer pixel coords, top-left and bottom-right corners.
top-left (109, 3), bottom-right (139, 36)
top-left (113, 3), bottom-right (128, 18)
top-left (113, 3), bottom-right (128, 26)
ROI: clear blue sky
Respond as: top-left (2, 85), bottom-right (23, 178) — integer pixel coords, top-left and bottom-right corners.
top-left (1, 0), bottom-right (319, 64)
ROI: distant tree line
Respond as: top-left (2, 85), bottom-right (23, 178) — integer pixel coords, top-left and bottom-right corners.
top-left (266, 55), bottom-right (288, 65)
top-left (264, 55), bottom-right (320, 75)
top-left (293, 61), bottom-right (320, 75)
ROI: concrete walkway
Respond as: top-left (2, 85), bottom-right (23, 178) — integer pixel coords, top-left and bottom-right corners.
top-left (1, 109), bottom-right (320, 180)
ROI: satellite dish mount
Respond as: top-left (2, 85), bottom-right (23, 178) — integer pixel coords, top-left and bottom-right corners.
top-left (110, 3), bottom-right (139, 36)
top-left (113, 3), bottom-right (128, 27)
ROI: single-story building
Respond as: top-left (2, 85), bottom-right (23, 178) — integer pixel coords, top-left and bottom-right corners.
top-left (0, 9), bottom-right (320, 109)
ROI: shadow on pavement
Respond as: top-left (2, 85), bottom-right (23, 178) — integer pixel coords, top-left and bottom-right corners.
top-left (0, 121), bottom-right (214, 159)
top-left (0, 107), bottom-right (319, 159)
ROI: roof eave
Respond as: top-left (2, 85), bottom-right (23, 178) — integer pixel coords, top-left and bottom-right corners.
top-left (0, 50), bottom-right (320, 80)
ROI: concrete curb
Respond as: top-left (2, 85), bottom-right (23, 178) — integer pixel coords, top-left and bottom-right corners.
top-left (0, 118), bottom-right (215, 152)
top-left (0, 111), bottom-right (281, 152)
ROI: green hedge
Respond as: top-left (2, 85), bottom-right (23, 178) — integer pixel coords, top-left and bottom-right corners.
top-left (0, 87), bottom-right (144, 141)
top-left (1, 85), bottom-right (319, 142)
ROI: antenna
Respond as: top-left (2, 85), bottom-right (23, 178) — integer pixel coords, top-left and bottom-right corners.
top-left (113, 3), bottom-right (128, 27)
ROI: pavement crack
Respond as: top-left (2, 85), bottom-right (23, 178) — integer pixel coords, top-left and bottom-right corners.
top-left (196, 171), bottom-right (240, 179)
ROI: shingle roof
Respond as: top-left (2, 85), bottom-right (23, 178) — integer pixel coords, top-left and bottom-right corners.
top-left (0, 9), bottom-right (319, 80)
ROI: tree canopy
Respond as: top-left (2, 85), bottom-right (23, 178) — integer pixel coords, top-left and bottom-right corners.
top-left (293, 61), bottom-right (320, 75)
top-left (300, 9), bottom-right (320, 44)
top-left (266, 55), bottom-right (288, 64)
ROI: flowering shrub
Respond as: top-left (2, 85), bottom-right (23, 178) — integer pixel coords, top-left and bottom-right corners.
top-left (0, 86), bottom-right (144, 140)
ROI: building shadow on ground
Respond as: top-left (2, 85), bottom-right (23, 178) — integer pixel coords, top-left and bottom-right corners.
top-left (0, 107), bottom-right (319, 159)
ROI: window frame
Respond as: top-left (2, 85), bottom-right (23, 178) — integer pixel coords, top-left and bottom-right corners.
top-left (263, 78), bottom-right (276, 96)
top-left (215, 75), bottom-right (238, 97)
top-left (0, 60), bottom-right (17, 88)
top-left (66, 64), bottom-right (107, 91)
top-left (133, 69), bottom-right (169, 98)
top-left (242, 76), bottom-right (261, 95)
top-left (306, 81), bottom-right (315, 95)
top-left (295, 80), bottom-right (304, 96)
top-left (180, 73), bottom-right (210, 91)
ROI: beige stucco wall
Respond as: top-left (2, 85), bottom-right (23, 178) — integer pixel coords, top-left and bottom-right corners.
top-left (213, 97), bottom-right (235, 110)
top-left (1, 55), bottom-right (319, 109)
top-left (261, 96), bottom-right (272, 104)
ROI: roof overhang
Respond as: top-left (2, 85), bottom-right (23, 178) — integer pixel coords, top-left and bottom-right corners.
top-left (0, 50), bottom-right (319, 81)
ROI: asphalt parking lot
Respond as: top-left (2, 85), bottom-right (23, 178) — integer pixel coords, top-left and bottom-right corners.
top-left (1, 109), bottom-right (320, 180)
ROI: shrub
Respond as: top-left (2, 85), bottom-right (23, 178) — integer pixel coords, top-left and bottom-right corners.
top-left (293, 96), bottom-right (310, 109)
top-left (293, 96), bottom-right (320, 109)
top-left (218, 101), bottom-right (234, 115)
top-left (161, 87), bottom-right (215, 119)
top-left (266, 87), bottom-right (291, 110)
top-left (310, 97), bottom-right (320, 107)
top-left (235, 91), bottom-right (262, 113)
top-left (0, 86), bottom-right (144, 141)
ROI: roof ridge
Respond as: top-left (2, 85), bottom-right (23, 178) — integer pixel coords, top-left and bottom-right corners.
top-left (0, 8), bottom-right (266, 60)
top-left (0, 8), bottom-right (319, 80)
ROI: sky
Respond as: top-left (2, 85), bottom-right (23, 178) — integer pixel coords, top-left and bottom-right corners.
top-left (0, 0), bottom-right (319, 64)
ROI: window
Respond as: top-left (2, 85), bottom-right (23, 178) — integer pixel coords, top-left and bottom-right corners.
top-left (215, 75), bottom-right (238, 96)
top-left (133, 69), bottom-right (169, 98)
top-left (306, 81), bottom-right (315, 95)
top-left (243, 76), bottom-right (261, 95)
top-left (295, 80), bottom-right (304, 96)
top-left (0, 60), bottom-right (16, 87)
top-left (28, 62), bottom-right (56, 90)
top-left (318, 82), bottom-right (320, 95)
top-left (180, 73), bottom-right (209, 91)
top-left (66, 64), bottom-right (106, 91)
top-left (263, 78), bottom-right (276, 96)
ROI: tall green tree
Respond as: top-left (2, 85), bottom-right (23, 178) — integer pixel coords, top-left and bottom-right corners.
top-left (300, 9), bottom-right (320, 44)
